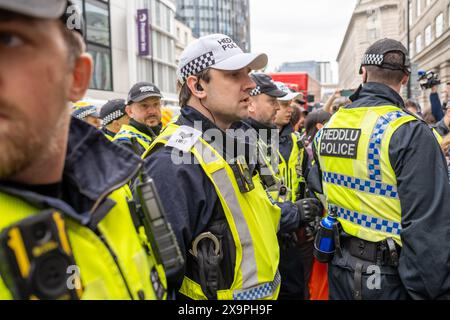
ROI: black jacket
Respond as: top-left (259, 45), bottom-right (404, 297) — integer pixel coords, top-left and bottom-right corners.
top-left (434, 118), bottom-right (449, 137)
top-left (114, 119), bottom-right (162, 156)
top-left (324, 82), bottom-right (450, 299)
top-left (142, 107), bottom-right (301, 294)
top-left (0, 118), bottom-right (142, 228)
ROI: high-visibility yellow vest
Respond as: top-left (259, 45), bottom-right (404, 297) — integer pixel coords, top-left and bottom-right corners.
top-left (278, 132), bottom-right (306, 202)
top-left (0, 186), bottom-right (167, 300)
top-left (113, 124), bottom-right (153, 151)
top-left (143, 123), bottom-right (282, 300)
top-left (316, 105), bottom-right (418, 246)
top-left (105, 133), bottom-right (114, 141)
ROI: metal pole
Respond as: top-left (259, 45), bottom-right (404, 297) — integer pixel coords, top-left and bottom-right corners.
top-left (407, 0), bottom-right (412, 98)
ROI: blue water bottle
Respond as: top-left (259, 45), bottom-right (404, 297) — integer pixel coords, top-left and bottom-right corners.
top-left (313, 207), bottom-right (338, 263)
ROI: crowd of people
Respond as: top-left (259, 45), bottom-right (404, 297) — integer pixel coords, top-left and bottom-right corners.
top-left (1, 0), bottom-right (450, 301)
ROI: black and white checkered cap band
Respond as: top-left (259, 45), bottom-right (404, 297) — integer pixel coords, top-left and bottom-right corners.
top-left (75, 109), bottom-right (96, 120)
top-left (250, 86), bottom-right (262, 96)
top-left (362, 54), bottom-right (384, 66)
top-left (180, 52), bottom-right (216, 83)
top-left (102, 110), bottom-right (125, 126)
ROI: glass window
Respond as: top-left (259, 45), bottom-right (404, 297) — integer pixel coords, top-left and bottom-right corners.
top-left (415, 34), bottom-right (422, 53)
top-left (436, 13), bottom-right (444, 37)
top-left (78, 0), bottom-right (112, 91)
top-left (416, 0), bottom-right (421, 17)
top-left (425, 24), bottom-right (433, 46)
top-left (88, 44), bottom-right (112, 91)
top-left (85, 0), bottom-right (110, 46)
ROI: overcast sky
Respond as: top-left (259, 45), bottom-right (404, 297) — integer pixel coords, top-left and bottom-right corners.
top-left (250, 0), bottom-right (358, 82)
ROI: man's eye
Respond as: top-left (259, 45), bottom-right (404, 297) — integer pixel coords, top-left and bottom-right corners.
top-left (0, 33), bottom-right (24, 47)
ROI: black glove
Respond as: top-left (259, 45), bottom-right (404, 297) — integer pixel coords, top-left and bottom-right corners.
top-left (295, 198), bottom-right (323, 227)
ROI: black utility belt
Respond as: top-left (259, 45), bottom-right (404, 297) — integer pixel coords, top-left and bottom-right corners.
top-left (342, 236), bottom-right (401, 267)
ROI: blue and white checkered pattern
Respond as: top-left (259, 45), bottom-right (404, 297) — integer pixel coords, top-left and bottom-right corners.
top-left (367, 111), bottom-right (406, 181)
top-left (179, 51), bottom-right (215, 83)
top-left (233, 271), bottom-right (281, 300)
top-left (323, 172), bottom-right (398, 199)
top-left (331, 204), bottom-right (402, 236)
top-left (116, 130), bottom-right (152, 145)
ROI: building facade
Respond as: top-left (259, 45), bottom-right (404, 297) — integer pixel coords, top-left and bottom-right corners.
top-left (73, 0), bottom-right (180, 104)
top-left (337, 0), bottom-right (401, 90)
top-left (175, 0), bottom-right (251, 51)
top-left (277, 61), bottom-right (333, 84)
top-left (398, 0), bottom-right (450, 110)
top-left (175, 19), bottom-right (196, 67)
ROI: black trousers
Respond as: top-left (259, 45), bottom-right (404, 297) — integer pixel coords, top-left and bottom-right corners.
top-left (278, 244), bottom-right (306, 300)
top-left (328, 244), bottom-right (410, 300)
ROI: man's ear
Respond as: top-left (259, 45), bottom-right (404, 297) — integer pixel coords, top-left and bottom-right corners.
top-left (248, 98), bottom-right (256, 113)
top-left (68, 53), bottom-right (93, 102)
top-left (401, 74), bottom-right (410, 86)
top-left (361, 67), bottom-right (368, 83)
top-left (186, 76), bottom-right (207, 99)
top-left (125, 105), bottom-right (133, 118)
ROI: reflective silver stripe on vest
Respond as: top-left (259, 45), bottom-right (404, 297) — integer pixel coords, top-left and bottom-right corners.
top-left (233, 270), bottom-right (281, 300)
top-left (193, 140), bottom-right (259, 290)
top-left (331, 204), bottom-right (402, 236)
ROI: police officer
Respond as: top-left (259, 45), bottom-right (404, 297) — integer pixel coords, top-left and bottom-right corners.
top-left (140, 34), bottom-right (322, 300)
top-left (100, 99), bottom-right (129, 141)
top-left (0, 0), bottom-right (166, 300)
top-left (246, 73), bottom-right (310, 300)
top-left (274, 82), bottom-right (308, 202)
top-left (72, 102), bottom-right (101, 129)
top-left (315, 38), bottom-right (450, 299)
top-left (113, 83), bottom-right (163, 155)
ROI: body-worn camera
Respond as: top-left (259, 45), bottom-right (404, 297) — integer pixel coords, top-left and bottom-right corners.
top-left (0, 211), bottom-right (82, 300)
top-left (418, 70), bottom-right (441, 90)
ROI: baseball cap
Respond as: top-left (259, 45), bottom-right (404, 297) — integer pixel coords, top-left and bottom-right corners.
top-left (360, 38), bottom-right (411, 75)
top-left (127, 82), bottom-right (163, 104)
top-left (0, 0), bottom-right (84, 36)
top-left (177, 34), bottom-right (268, 84)
top-left (72, 105), bottom-right (99, 120)
top-left (274, 82), bottom-right (303, 102)
top-left (100, 99), bottom-right (127, 126)
top-left (250, 73), bottom-right (287, 98)
top-left (0, 0), bottom-right (66, 19)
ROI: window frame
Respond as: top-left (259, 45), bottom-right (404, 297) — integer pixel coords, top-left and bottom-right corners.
top-left (77, 0), bottom-right (113, 91)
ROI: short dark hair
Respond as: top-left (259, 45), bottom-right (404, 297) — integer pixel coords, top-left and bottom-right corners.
top-left (290, 105), bottom-right (302, 127)
top-left (305, 110), bottom-right (331, 139)
top-left (365, 51), bottom-right (407, 86)
top-left (178, 69), bottom-right (211, 107)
